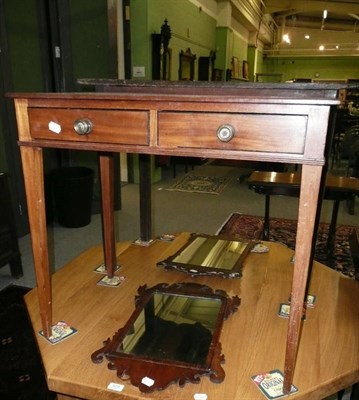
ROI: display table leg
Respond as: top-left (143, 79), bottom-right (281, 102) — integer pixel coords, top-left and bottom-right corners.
top-left (139, 154), bottom-right (152, 242)
top-left (99, 152), bottom-right (117, 277)
top-left (20, 146), bottom-right (52, 337)
top-left (283, 164), bottom-right (322, 393)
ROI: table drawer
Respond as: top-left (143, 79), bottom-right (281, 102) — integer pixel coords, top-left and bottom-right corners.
top-left (28, 108), bottom-right (149, 145)
top-left (158, 112), bottom-right (307, 154)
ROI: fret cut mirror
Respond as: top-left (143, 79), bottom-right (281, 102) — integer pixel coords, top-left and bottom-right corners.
top-left (157, 233), bottom-right (253, 278)
top-left (91, 282), bottom-right (240, 392)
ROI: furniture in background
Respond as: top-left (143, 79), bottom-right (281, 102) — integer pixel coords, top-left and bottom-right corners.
top-left (339, 124), bottom-right (359, 214)
top-left (330, 81), bottom-right (359, 215)
top-left (25, 235), bottom-right (359, 399)
top-left (11, 81), bottom-right (345, 394)
top-left (247, 171), bottom-right (359, 261)
top-left (255, 72), bottom-right (283, 82)
top-left (349, 228), bottom-right (359, 281)
top-left (156, 155), bottom-right (195, 178)
top-left (0, 172), bottom-right (23, 278)
top-left (151, 19), bottom-right (172, 81)
top-left (198, 51), bottom-right (216, 81)
top-left (338, 124), bottom-right (359, 176)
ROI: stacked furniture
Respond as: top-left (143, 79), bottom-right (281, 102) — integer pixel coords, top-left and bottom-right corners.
top-left (0, 172), bottom-right (23, 278)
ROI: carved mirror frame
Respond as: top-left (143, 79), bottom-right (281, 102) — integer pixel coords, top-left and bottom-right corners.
top-left (157, 233), bottom-right (254, 278)
top-left (91, 282), bottom-right (240, 393)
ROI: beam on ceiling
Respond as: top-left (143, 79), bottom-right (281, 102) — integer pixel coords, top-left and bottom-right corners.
top-left (264, 0), bottom-right (359, 15)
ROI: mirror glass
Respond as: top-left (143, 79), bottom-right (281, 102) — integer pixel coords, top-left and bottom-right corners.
top-left (173, 236), bottom-right (249, 270)
top-left (158, 233), bottom-right (253, 278)
top-left (179, 48), bottom-right (196, 80)
top-left (118, 293), bottom-right (221, 366)
top-left (181, 60), bottom-right (191, 80)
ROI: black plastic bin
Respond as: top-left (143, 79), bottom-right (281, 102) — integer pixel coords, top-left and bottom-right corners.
top-left (52, 166), bottom-right (94, 228)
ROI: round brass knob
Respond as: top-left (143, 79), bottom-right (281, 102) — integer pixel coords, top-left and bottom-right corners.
top-left (73, 119), bottom-right (93, 135)
top-left (217, 124), bottom-right (235, 142)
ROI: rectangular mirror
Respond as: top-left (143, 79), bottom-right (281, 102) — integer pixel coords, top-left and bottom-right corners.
top-left (91, 282), bottom-right (240, 392)
top-left (157, 233), bottom-right (253, 278)
top-left (179, 48), bottom-right (196, 80)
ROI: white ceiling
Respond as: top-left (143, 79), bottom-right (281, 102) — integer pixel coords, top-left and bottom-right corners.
top-left (262, 0), bottom-right (359, 56)
top-left (264, 0), bottom-right (359, 30)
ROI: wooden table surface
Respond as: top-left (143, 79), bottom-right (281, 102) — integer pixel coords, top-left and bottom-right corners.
top-left (248, 170), bottom-right (359, 191)
top-left (247, 171), bottom-right (359, 256)
top-left (25, 233), bottom-right (359, 400)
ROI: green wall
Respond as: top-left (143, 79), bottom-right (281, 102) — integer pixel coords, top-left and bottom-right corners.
top-left (70, 0), bottom-right (112, 84)
top-left (247, 46), bottom-right (263, 82)
top-left (231, 30), bottom-right (248, 66)
top-left (5, 0), bottom-right (45, 92)
top-left (0, 0), bottom-right (46, 173)
top-left (130, 0), bottom-right (150, 77)
top-left (263, 56), bottom-right (359, 82)
top-left (131, 0), bottom-right (217, 80)
top-left (215, 27), bottom-right (230, 72)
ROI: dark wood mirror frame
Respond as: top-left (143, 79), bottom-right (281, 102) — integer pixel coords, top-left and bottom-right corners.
top-left (157, 233), bottom-right (254, 278)
top-left (91, 282), bottom-right (240, 393)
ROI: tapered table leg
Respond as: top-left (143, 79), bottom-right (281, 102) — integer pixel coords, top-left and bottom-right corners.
top-left (98, 152), bottom-right (117, 277)
top-left (283, 164), bottom-right (323, 394)
top-left (20, 146), bottom-right (52, 337)
top-left (139, 154), bottom-right (152, 242)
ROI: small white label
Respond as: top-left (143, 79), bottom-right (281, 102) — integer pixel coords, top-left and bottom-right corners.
top-left (141, 376), bottom-right (155, 387)
top-left (133, 66), bottom-right (145, 77)
top-left (55, 46), bottom-right (61, 58)
top-left (107, 382), bottom-right (124, 392)
top-left (48, 121), bottom-right (61, 134)
top-left (194, 394), bottom-right (208, 400)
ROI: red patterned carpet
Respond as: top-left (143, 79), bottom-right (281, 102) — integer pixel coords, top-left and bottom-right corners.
top-left (217, 212), bottom-right (356, 278)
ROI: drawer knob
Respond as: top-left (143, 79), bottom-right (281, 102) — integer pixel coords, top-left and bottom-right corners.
top-left (73, 119), bottom-right (93, 135)
top-left (217, 124), bottom-right (235, 142)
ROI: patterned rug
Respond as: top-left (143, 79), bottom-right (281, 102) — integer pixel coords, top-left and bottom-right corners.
top-left (166, 174), bottom-right (230, 194)
top-left (0, 285), bottom-right (56, 400)
top-left (217, 212), bottom-right (356, 278)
